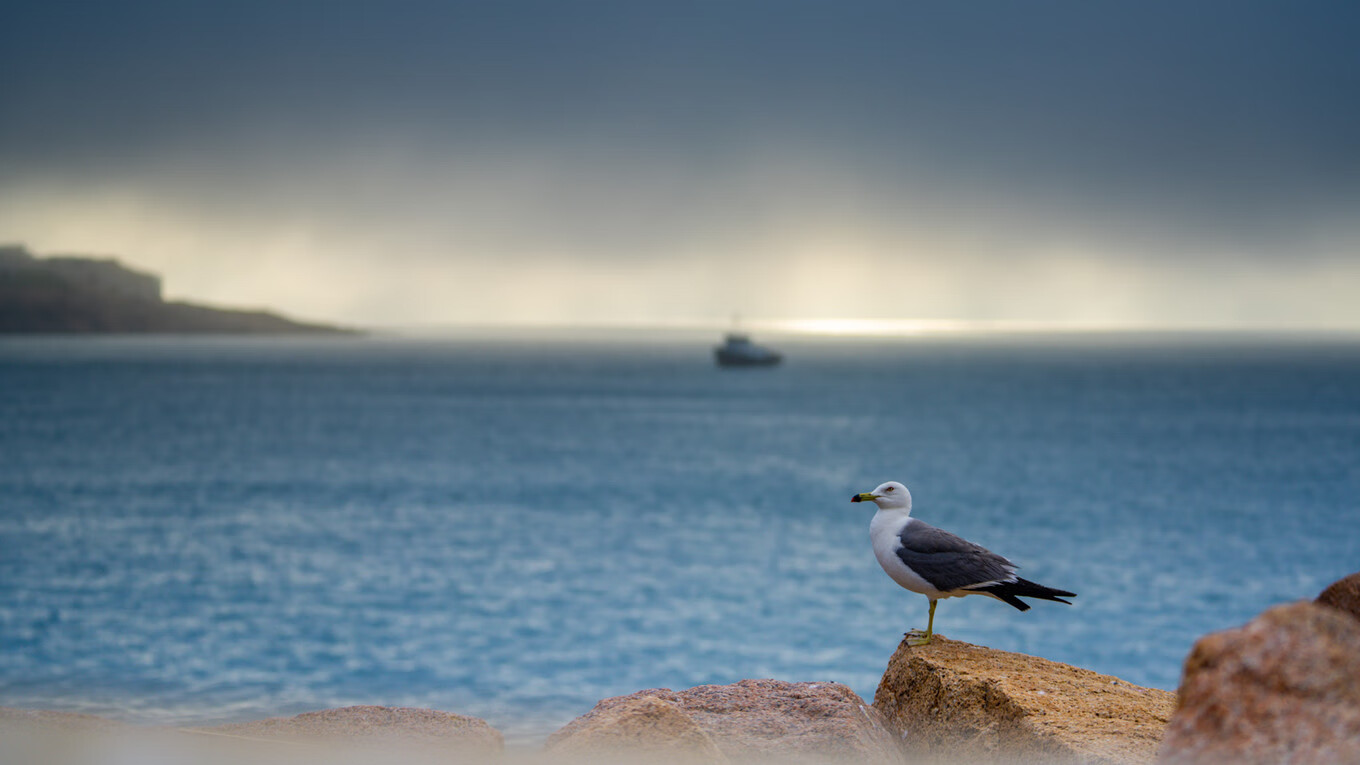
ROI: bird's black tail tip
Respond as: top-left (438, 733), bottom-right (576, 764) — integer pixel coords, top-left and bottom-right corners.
top-left (976, 578), bottom-right (1076, 611)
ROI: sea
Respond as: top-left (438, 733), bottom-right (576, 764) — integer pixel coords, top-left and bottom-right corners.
top-left (1, 331), bottom-right (1358, 742)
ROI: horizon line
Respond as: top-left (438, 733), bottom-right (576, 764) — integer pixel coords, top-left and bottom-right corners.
top-left (355, 318), bottom-right (1360, 338)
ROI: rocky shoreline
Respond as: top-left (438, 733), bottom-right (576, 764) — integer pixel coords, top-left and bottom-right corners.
top-left (4, 572), bottom-right (1357, 764)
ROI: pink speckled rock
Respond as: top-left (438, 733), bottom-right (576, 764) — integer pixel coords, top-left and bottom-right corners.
top-left (210, 705), bottom-right (503, 756)
top-left (1159, 601), bottom-right (1360, 765)
top-left (1316, 571), bottom-right (1360, 623)
top-left (548, 679), bottom-right (904, 764)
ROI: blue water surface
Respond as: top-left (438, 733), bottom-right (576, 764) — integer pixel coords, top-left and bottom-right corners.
top-left (1, 333), bottom-right (1357, 740)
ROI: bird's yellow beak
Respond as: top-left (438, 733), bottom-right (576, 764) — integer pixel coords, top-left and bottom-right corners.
top-left (851, 492), bottom-right (878, 503)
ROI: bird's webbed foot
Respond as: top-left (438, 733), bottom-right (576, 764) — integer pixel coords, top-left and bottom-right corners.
top-left (904, 628), bottom-right (933, 646)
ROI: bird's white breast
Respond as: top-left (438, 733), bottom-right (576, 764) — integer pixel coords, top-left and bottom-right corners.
top-left (870, 510), bottom-right (947, 599)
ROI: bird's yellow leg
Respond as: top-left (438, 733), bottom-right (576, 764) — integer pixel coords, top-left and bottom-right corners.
top-left (906, 600), bottom-right (937, 646)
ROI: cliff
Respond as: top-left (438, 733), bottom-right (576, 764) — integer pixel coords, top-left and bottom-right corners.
top-left (0, 244), bottom-right (353, 334)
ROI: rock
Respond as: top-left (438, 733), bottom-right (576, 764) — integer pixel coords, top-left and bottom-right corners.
top-left (546, 695), bottom-right (729, 764)
top-left (0, 708), bottom-right (139, 765)
top-left (206, 705), bottom-right (504, 758)
top-left (547, 679), bottom-right (905, 764)
top-left (1316, 571), bottom-right (1360, 623)
top-left (0, 705), bottom-right (503, 764)
top-left (0, 707), bottom-right (126, 732)
top-left (1159, 601), bottom-right (1360, 765)
top-left (872, 635), bottom-right (1175, 764)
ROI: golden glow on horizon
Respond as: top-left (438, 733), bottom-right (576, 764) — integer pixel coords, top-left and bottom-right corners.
top-left (772, 318), bottom-right (976, 335)
top-left (767, 318), bottom-right (1146, 336)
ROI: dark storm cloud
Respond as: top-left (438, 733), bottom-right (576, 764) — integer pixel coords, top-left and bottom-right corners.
top-left (2, 1), bottom-right (1359, 325)
top-left (6, 2), bottom-right (1357, 188)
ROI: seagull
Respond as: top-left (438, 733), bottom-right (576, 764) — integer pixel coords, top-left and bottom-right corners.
top-left (852, 480), bottom-right (1075, 645)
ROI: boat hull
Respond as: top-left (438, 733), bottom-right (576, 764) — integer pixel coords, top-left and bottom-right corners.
top-left (715, 349), bottom-right (782, 367)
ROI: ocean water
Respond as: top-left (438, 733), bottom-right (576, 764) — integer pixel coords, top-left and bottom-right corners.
top-left (1, 333), bottom-right (1358, 741)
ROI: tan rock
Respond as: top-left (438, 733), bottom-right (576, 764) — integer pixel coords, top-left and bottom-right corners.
top-left (206, 705), bottom-right (503, 757)
top-left (1159, 601), bottom-right (1360, 765)
top-left (872, 634), bottom-right (1175, 764)
top-left (1316, 571), bottom-right (1360, 623)
top-left (547, 679), bottom-right (905, 764)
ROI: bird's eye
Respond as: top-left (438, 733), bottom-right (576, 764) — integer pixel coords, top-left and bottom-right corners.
top-left (885, 486), bottom-right (894, 492)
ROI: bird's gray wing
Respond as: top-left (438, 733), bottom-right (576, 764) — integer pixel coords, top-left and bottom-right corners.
top-left (896, 519), bottom-right (1017, 592)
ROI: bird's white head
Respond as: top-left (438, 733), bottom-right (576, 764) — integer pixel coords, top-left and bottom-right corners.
top-left (851, 481), bottom-right (912, 512)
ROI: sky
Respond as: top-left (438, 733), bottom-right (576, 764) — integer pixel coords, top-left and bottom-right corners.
top-left (2, 1), bottom-right (1358, 330)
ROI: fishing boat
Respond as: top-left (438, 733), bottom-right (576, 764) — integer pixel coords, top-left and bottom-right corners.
top-left (714, 331), bottom-right (782, 367)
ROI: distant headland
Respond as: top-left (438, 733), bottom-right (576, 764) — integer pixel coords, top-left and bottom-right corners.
top-left (0, 245), bottom-right (355, 334)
